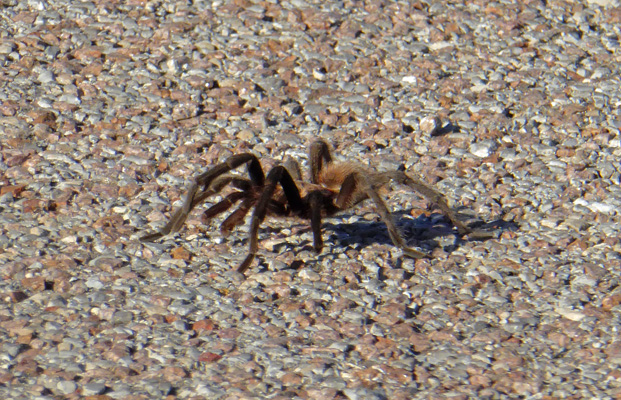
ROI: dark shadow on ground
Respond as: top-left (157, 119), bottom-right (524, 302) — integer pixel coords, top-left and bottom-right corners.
top-left (244, 209), bottom-right (516, 270)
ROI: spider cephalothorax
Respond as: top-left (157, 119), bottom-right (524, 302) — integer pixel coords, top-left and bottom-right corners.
top-left (141, 139), bottom-right (486, 273)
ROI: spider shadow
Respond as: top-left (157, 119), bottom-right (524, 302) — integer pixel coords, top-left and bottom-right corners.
top-left (314, 209), bottom-right (512, 257)
top-left (431, 121), bottom-right (460, 136)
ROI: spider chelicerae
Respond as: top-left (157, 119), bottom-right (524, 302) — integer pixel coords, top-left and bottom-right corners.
top-left (141, 139), bottom-right (489, 273)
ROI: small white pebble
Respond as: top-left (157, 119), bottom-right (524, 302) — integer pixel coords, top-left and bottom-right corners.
top-left (298, 268), bottom-right (320, 281)
top-left (555, 308), bottom-right (585, 321)
top-left (419, 115), bottom-right (441, 136)
top-left (469, 141), bottom-right (497, 158)
top-left (38, 69), bottom-right (55, 83)
top-left (574, 199), bottom-right (615, 214)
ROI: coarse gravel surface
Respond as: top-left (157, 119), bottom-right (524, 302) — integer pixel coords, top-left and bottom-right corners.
top-left (2, 0), bottom-right (621, 399)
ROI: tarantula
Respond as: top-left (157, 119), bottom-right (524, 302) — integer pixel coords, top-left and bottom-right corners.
top-left (141, 139), bottom-right (485, 273)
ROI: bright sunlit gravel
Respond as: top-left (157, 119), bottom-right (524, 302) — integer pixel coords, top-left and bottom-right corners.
top-left (2, 0), bottom-right (621, 399)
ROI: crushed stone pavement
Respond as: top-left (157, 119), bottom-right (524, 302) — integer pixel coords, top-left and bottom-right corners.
top-left (2, 0), bottom-right (621, 398)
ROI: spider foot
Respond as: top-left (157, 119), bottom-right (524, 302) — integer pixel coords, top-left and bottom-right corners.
top-left (402, 246), bottom-right (428, 259)
top-left (237, 253), bottom-right (255, 273)
top-left (465, 229), bottom-right (496, 241)
top-left (140, 231), bottom-right (165, 242)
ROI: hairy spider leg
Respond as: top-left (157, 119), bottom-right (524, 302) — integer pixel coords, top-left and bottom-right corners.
top-left (220, 197), bottom-right (255, 233)
top-left (141, 175), bottom-right (247, 241)
top-left (238, 166), bottom-right (305, 273)
top-left (309, 139), bottom-right (333, 184)
top-left (337, 172), bottom-right (427, 259)
top-left (194, 153), bottom-right (265, 189)
top-left (201, 190), bottom-right (247, 223)
top-left (283, 157), bottom-right (303, 181)
top-left (307, 191), bottom-right (326, 252)
top-left (193, 176), bottom-right (253, 209)
top-left (203, 184), bottom-right (291, 234)
top-left (375, 170), bottom-right (472, 236)
top-left (141, 154), bottom-right (264, 242)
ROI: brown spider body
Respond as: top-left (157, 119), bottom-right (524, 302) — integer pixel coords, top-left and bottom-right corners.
top-left (315, 162), bottom-right (362, 193)
top-left (271, 162), bottom-right (368, 213)
top-left (267, 185), bottom-right (334, 218)
top-left (141, 139), bottom-right (486, 273)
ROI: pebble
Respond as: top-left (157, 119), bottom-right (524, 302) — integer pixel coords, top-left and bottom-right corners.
top-left (469, 140), bottom-right (498, 158)
top-left (298, 268), bottom-right (321, 282)
top-left (57, 381), bottom-right (77, 395)
top-left (82, 383), bottom-right (107, 396)
top-left (419, 115), bottom-right (442, 136)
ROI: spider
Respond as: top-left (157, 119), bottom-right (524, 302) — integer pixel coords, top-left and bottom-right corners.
top-left (141, 139), bottom-right (488, 273)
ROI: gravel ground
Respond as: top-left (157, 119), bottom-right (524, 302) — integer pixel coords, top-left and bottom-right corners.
top-left (2, 0), bottom-right (621, 398)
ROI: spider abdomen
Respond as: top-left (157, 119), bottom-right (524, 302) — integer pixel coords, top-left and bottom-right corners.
top-left (316, 162), bottom-right (364, 192)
